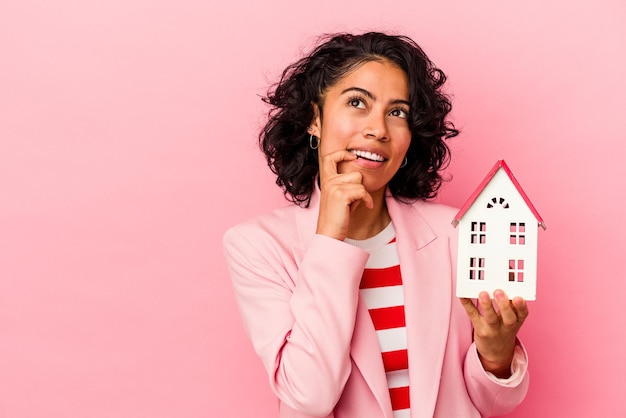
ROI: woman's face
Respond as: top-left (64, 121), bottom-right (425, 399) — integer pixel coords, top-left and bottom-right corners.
top-left (310, 59), bottom-right (412, 198)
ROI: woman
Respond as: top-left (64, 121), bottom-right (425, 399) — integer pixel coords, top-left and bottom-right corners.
top-left (223, 32), bottom-right (529, 418)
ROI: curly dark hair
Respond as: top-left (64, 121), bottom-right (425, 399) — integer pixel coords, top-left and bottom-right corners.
top-left (260, 32), bottom-right (458, 207)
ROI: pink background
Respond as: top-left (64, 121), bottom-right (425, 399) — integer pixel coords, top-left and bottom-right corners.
top-left (1, 0), bottom-right (625, 417)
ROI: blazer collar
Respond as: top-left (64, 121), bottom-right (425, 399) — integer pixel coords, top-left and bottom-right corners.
top-left (385, 190), bottom-right (437, 251)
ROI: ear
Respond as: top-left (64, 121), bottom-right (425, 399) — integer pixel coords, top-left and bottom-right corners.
top-left (308, 103), bottom-right (322, 137)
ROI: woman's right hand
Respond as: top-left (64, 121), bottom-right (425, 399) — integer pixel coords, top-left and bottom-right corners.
top-left (316, 150), bottom-right (374, 241)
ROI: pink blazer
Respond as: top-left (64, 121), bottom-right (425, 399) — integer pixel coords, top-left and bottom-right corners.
top-left (223, 190), bottom-right (529, 418)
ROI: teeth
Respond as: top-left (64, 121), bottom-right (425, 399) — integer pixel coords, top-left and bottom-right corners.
top-left (349, 149), bottom-right (385, 162)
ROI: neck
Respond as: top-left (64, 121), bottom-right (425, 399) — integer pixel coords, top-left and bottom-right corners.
top-left (346, 189), bottom-right (391, 240)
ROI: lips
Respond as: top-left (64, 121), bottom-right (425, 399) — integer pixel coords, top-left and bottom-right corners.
top-left (348, 149), bottom-right (386, 162)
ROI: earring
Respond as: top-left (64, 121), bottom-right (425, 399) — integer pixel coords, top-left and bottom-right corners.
top-left (401, 156), bottom-right (408, 168)
top-left (309, 134), bottom-right (319, 150)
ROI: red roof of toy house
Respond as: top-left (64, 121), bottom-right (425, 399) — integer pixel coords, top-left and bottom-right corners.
top-left (452, 160), bottom-right (546, 230)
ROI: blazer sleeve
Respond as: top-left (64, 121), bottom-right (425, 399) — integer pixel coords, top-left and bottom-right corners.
top-left (223, 226), bottom-right (369, 417)
top-left (464, 340), bottom-right (530, 416)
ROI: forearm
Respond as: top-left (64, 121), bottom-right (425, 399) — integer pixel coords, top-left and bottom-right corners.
top-left (477, 341), bottom-right (516, 378)
top-left (225, 230), bottom-right (368, 415)
top-left (272, 237), bottom-right (363, 412)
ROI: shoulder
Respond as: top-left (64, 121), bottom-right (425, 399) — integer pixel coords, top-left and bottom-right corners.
top-left (222, 203), bottom-right (306, 253)
top-left (412, 200), bottom-right (458, 225)
top-left (413, 201), bottom-right (458, 243)
top-left (387, 196), bottom-right (459, 248)
top-left (396, 198), bottom-right (458, 231)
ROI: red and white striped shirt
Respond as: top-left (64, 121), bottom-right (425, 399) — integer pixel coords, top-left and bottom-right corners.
top-left (346, 222), bottom-right (410, 418)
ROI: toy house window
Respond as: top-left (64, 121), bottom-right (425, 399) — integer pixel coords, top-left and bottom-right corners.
top-left (487, 197), bottom-right (510, 209)
top-left (470, 222), bottom-right (487, 244)
top-left (509, 222), bottom-right (526, 245)
top-left (508, 259), bottom-right (524, 282)
top-left (469, 257), bottom-right (485, 280)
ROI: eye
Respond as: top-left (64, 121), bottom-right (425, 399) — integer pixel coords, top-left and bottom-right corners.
top-left (389, 108), bottom-right (409, 119)
top-left (347, 96), bottom-right (366, 109)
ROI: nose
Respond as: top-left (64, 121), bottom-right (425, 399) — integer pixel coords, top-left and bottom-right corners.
top-left (362, 111), bottom-right (388, 141)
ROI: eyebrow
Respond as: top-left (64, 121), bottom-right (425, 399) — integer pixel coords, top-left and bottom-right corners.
top-left (341, 87), bottom-right (410, 107)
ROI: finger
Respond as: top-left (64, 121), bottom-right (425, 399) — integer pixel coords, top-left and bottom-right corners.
top-left (493, 289), bottom-right (518, 326)
top-left (334, 171), bottom-right (364, 185)
top-left (332, 172), bottom-right (374, 208)
top-left (347, 187), bottom-right (374, 210)
top-left (459, 298), bottom-right (481, 325)
top-left (478, 291), bottom-right (500, 325)
top-left (324, 183), bottom-right (372, 211)
top-left (350, 199), bottom-right (362, 213)
top-left (360, 189), bottom-right (374, 209)
top-left (319, 150), bottom-right (357, 180)
top-left (511, 296), bottom-right (529, 323)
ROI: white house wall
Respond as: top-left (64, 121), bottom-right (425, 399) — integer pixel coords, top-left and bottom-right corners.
top-left (456, 169), bottom-right (538, 300)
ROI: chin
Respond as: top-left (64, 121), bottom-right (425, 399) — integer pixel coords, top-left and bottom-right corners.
top-left (363, 182), bottom-right (388, 195)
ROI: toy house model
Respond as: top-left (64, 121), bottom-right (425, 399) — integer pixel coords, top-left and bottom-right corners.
top-left (452, 160), bottom-right (546, 301)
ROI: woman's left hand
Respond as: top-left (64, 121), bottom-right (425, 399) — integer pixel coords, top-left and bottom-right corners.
top-left (459, 290), bottom-right (529, 378)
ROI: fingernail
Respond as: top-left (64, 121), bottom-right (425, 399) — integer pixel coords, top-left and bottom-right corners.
top-left (479, 292), bottom-right (490, 303)
top-left (494, 290), bottom-right (505, 301)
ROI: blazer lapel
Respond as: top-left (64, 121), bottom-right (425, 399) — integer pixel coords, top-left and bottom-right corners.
top-left (387, 195), bottom-right (452, 418)
top-left (350, 297), bottom-right (394, 418)
top-left (387, 199), bottom-right (452, 418)
top-left (349, 196), bottom-right (453, 418)
top-left (291, 189), bottom-right (451, 418)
